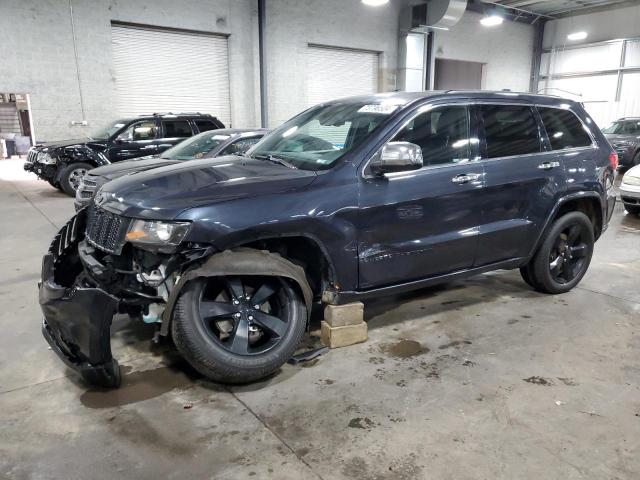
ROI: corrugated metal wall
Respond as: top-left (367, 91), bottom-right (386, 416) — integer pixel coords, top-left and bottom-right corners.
top-left (111, 24), bottom-right (232, 126)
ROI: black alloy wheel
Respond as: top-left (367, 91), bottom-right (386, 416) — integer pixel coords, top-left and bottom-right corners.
top-left (197, 277), bottom-right (289, 356)
top-left (547, 224), bottom-right (589, 285)
top-left (523, 211), bottom-right (594, 294)
top-left (172, 275), bottom-right (307, 383)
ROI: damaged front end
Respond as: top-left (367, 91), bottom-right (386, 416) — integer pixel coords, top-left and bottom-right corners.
top-left (39, 208), bottom-right (208, 387)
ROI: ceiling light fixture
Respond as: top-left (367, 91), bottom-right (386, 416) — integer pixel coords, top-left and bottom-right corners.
top-left (480, 15), bottom-right (504, 27)
top-left (567, 31), bottom-right (587, 41)
top-left (362, 0), bottom-right (389, 6)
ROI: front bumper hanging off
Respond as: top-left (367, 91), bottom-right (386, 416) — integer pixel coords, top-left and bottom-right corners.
top-left (39, 212), bottom-right (122, 387)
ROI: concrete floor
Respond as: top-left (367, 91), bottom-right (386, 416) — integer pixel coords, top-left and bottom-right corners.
top-left (1, 158), bottom-right (639, 480)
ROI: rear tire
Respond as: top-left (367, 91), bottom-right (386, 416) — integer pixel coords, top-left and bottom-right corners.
top-left (519, 264), bottom-right (538, 289)
top-left (524, 212), bottom-right (594, 294)
top-left (624, 204), bottom-right (640, 216)
top-left (172, 275), bottom-right (307, 384)
top-left (60, 162), bottom-right (91, 196)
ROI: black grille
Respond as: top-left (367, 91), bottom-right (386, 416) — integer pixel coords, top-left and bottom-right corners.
top-left (26, 149), bottom-right (39, 163)
top-left (85, 207), bottom-right (128, 253)
top-left (76, 175), bottom-right (104, 202)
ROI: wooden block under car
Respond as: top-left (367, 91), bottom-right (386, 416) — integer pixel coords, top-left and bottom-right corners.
top-left (323, 302), bottom-right (364, 327)
top-left (320, 321), bottom-right (368, 348)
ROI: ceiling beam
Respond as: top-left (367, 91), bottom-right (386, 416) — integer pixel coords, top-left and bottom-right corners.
top-left (546, 0), bottom-right (639, 17)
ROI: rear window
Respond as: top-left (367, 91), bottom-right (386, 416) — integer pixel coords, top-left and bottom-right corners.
top-left (538, 107), bottom-right (592, 150)
top-left (478, 105), bottom-right (542, 159)
top-left (162, 120), bottom-right (192, 138)
top-left (195, 120), bottom-right (218, 133)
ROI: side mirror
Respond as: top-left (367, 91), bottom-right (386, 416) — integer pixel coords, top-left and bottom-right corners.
top-left (115, 133), bottom-right (128, 144)
top-left (369, 141), bottom-right (423, 176)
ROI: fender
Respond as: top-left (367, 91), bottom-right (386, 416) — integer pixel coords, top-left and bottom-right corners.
top-left (160, 248), bottom-right (313, 336)
top-left (53, 145), bottom-right (110, 182)
top-left (526, 190), bottom-right (604, 259)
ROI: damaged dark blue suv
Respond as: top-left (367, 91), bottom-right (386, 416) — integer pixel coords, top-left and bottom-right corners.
top-left (39, 91), bottom-right (617, 387)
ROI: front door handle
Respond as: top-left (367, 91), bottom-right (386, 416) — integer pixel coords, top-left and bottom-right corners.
top-left (538, 161), bottom-right (560, 170)
top-left (451, 173), bottom-right (482, 184)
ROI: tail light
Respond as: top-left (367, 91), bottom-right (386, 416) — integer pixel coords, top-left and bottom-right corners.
top-left (609, 152), bottom-right (619, 170)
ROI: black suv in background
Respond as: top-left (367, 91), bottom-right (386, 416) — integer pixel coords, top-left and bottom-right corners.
top-left (602, 117), bottom-right (640, 168)
top-left (39, 92), bottom-right (617, 388)
top-left (24, 113), bottom-right (224, 195)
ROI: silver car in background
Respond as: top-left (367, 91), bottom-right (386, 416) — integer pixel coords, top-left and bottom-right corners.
top-left (74, 128), bottom-right (269, 210)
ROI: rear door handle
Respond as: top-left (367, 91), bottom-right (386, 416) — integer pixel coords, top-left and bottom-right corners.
top-left (451, 173), bottom-right (482, 184)
top-left (538, 161), bottom-right (560, 170)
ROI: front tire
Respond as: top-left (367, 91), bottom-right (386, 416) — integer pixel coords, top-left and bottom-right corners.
top-left (524, 212), bottom-right (594, 294)
top-left (60, 162), bottom-right (91, 196)
top-left (47, 179), bottom-right (63, 191)
top-left (172, 276), bottom-right (307, 384)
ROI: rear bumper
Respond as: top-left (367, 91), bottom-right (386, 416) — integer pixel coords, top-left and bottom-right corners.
top-left (39, 214), bottom-right (122, 387)
top-left (620, 183), bottom-right (640, 205)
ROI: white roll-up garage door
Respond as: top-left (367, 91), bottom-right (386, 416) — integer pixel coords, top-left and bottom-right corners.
top-left (306, 45), bottom-right (380, 107)
top-left (111, 24), bottom-right (231, 125)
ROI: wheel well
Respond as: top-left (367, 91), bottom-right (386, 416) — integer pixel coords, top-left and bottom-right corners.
top-left (235, 237), bottom-right (336, 299)
top-left (554, 197), bottom-right (603, 239)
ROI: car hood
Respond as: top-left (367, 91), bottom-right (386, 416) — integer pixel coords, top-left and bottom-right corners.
top-left (98, 155), bottom-right (318, 219)
top-left (624, 164), bottom-right (640, 179)
top-left (605, 134), bottom-right (640, 143)
top-left (37, 138), bottom-right (107, 151)
top-left (90, 155), bottom-right (180, 180)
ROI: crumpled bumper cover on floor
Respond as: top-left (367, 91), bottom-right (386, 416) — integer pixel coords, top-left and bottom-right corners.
top-left (39, 216), bottom-right (122, 387)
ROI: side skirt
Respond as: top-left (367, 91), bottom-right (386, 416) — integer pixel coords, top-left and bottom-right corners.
top-left (331, 257), bottom-right (527, 305)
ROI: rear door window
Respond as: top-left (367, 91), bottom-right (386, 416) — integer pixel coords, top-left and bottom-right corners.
top-left (537, 107), bottom-right (593, 150)
top-left (162, 120), bottom-right (193, 138)
top-left (478, 105), bottom-right (542, 158)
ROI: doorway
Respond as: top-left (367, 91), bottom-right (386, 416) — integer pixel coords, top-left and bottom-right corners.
top-left (0, 93), bottom-right (34, 158)
top-left (434, 59), bottom-right (485, 90)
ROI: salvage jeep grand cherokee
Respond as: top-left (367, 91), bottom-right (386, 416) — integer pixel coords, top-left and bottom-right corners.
top-left (39, 91), bottom-right (617, 387)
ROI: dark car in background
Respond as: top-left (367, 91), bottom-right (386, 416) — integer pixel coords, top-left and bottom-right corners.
top-left (24, 113), bottom-right (224, 195)
top-left (602, 117), bottom-right (640, 168)
top-left (38, 92), bottom-right (616, 388)
top-left (74, 128), bottom-right (269, 210)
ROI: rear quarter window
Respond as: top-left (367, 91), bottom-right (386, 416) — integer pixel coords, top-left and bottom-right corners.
top-left (195, 120), bottom-right (218, 133)
top-left (537, 107), bottom-right (593, 150)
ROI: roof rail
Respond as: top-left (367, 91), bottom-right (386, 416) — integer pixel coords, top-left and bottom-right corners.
top-left (151, 112), bottom-right (213, 116)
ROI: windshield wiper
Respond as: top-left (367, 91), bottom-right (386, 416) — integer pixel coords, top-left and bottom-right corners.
top-left (253, 154), bottom-right (297, 169)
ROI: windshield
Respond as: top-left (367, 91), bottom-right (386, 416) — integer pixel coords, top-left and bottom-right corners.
top-left (248, 101), bottom-right (401, 170)
top-left (160, 132), bottom-right (231, 160)
top-left (602, 120), bottom-right (640, 135)
top-left (90, 119), bottom-right (129, 140)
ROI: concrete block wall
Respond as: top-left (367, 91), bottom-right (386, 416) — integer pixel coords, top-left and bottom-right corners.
top-left (0, 0), bottom-right (539, 141)
top-left (0, 0), bottom-right (259, 142)
top-left (433, 10), bottom-right (535, 93)
top-left (263, 0), bottom-right (403, 127)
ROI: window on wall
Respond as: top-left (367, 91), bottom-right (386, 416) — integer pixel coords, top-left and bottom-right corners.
top-left (538, 107), bottom-right (592, 150)
top-left (478, 105), bottom-right (541, 158)
top-left (392, 106), bottom-right (471, 166)
top-left (539, 37), bottom-right (640, 125)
